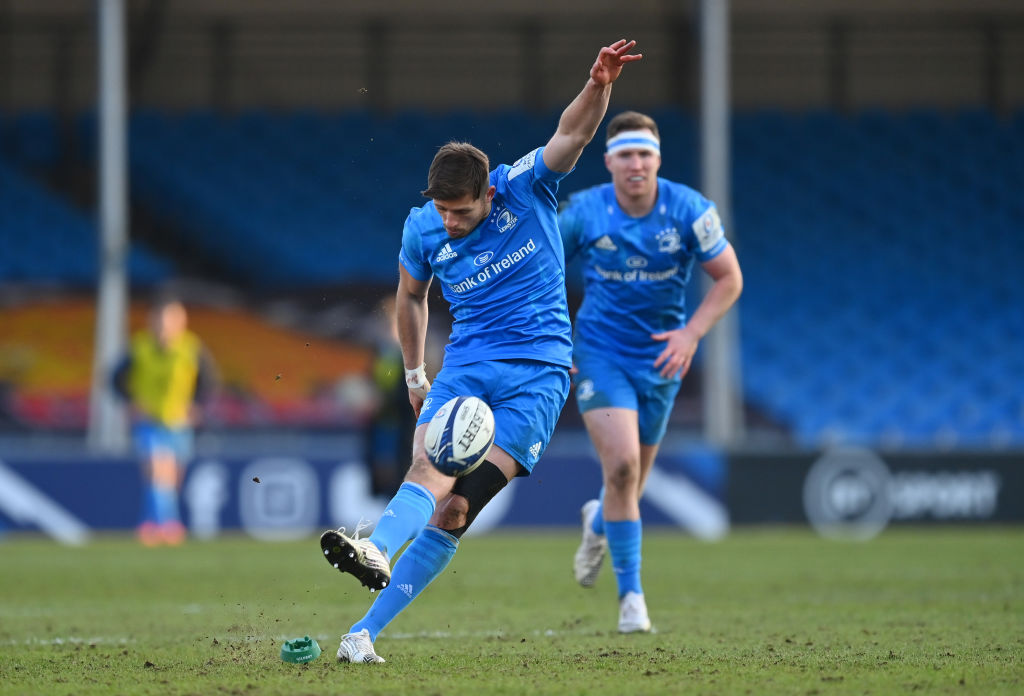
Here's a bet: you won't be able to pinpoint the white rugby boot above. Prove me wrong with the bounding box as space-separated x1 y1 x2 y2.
573 499 607 587
618 591 652 633
336 629 385 663
320 525 391 591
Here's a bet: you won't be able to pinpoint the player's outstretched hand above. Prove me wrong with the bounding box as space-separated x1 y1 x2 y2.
590 39 643 87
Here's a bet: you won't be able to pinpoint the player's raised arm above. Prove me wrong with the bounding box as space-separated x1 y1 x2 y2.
542 40 642 174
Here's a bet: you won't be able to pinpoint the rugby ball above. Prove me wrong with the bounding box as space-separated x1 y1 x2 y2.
424 396 495 477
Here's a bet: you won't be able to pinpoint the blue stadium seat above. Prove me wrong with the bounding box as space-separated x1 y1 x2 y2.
731 108 1023 448
0 156 171 286
105 106 1024 448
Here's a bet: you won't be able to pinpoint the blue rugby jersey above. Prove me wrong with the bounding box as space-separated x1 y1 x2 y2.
559 178 729 361
399 147 573 368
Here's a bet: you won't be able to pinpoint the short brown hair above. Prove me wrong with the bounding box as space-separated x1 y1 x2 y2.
420 142 490 201
605 111 660 142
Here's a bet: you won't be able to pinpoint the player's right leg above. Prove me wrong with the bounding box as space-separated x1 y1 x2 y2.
132 423 161 545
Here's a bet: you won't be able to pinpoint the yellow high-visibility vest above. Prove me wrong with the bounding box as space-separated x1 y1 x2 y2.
127 330 202 427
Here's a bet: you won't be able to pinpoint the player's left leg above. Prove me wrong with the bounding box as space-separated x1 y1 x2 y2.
151 450 185 544
132 423 162 545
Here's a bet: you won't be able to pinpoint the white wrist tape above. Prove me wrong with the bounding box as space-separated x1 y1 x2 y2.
405 364 430 396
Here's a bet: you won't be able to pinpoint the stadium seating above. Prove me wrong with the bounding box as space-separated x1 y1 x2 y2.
733 108 1024 449
123 105 704 288
1 111 63 171
126 107 565 285
0 155 169 287
3 106 1021 448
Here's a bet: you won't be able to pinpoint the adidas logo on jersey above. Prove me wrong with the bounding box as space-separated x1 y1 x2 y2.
595 235 618 251
435 243 458 262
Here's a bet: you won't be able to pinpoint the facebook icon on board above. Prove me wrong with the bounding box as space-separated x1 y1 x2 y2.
0 440 730 543
2 445 1020 544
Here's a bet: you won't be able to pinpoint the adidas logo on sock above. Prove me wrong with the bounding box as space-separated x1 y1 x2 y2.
435 243 458 262
595 235 618 251
398 583 414 598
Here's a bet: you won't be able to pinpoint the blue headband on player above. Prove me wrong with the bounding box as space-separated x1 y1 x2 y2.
606 130 661 156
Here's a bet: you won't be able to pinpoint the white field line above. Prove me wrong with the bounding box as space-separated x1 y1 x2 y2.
218 628 588 643
2 626 624 648
2 636 136 646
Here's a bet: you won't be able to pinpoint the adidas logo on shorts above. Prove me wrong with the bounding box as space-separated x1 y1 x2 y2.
435 243 458 262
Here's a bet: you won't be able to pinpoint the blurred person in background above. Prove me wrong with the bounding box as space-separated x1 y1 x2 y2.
318 39 642 664
113 296 218 546
559 110 743 632
363 295 416 497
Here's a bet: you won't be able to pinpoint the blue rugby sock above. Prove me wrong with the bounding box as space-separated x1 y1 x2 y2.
141 486 160 524
606 519 643 598
368 482 436 558
154 486 179 524
351 525 459 641
590 487 606 535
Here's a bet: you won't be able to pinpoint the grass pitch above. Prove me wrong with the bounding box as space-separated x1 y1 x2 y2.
0 527 1020 695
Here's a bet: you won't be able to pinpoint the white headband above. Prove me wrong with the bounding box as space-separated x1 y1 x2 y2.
606 129 661 156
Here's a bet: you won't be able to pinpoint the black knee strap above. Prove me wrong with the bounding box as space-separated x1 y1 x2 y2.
445 460 508 538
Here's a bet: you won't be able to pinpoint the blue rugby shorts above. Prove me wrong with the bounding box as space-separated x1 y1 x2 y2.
132 421 194 463
417 359 570 474
570 338 682 446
